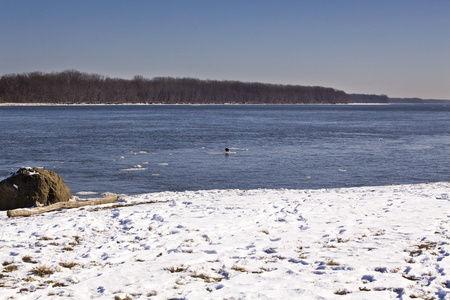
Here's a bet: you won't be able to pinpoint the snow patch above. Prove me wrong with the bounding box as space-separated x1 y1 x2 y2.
0 182 448 299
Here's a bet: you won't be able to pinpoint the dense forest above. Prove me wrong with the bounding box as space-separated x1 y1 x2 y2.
0 70 349 104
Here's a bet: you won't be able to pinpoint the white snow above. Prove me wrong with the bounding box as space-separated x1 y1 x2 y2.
6 167 40 179
0 182 449 299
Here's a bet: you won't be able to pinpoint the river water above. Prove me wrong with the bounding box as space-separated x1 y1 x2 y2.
0 104 448 195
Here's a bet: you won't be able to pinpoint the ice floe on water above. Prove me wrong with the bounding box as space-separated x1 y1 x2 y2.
120 167 148 171
0 182 449 299
75 191 98 196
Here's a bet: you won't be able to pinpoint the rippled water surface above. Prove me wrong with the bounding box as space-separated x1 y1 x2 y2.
0 104 448 195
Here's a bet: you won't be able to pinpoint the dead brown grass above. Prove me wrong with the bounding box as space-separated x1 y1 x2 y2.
189 271 223 283
165 265 187 273
3 265 18 272
30 265 55 277
22 256 38 264
59 262 79 269
326 260 340 266
334 288 351 295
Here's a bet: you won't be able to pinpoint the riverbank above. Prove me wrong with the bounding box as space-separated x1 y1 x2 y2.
1 182 449 299
2 102 447 106
0 102 372 106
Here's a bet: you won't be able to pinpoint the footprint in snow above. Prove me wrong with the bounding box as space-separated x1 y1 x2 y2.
299 225 310 230
361 274 376 282
111 209 120 219
288 258 309 265
152 214 164 222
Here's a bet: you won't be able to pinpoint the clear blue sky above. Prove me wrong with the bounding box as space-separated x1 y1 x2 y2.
1 0 449 99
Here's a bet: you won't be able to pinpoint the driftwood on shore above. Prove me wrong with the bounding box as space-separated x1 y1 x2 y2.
7 195 119 218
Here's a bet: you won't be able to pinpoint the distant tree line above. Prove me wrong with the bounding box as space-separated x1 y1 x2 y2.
0 70 349 104
388 98 450 104
350 94 450 104
349 94 389 104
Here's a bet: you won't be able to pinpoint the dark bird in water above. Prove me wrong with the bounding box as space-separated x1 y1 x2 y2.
225 148 230 152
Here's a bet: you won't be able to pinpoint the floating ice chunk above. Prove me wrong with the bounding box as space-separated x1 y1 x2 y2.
76 191 98 196
338 169 347 172
139 151 147 154
120 164 149 171
158 163 169 166
120 168 148 171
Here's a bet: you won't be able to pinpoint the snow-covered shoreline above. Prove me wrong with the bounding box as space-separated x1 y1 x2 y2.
0 102 392 107
1 182 449 299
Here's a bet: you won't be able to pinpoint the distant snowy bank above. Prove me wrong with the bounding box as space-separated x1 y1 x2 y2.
1 182 449 299
0 102 389 106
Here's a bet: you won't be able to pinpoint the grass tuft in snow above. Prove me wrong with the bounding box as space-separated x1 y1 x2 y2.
402 274 418 281
405 258 416 264
232 265 248 273
165 265 187 273
30 265 55 277
326 259 340 266
59 262 79 269
22 255 38 264
114 296 132 300
372 229 386 236
52 282 68 287
2 260 13 266
337 237 349 243
334 288 351 295
189 271 224 283
73 235 82 244
3 265 18 272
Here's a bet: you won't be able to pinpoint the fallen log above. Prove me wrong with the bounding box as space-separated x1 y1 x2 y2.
7 195 119 218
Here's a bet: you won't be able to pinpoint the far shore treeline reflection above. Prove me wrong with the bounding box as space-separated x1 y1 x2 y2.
0 70 350 104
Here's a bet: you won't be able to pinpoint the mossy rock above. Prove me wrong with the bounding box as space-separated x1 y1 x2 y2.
0 168 72 211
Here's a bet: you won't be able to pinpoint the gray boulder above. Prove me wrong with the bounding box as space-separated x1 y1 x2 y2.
0 168 72 211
